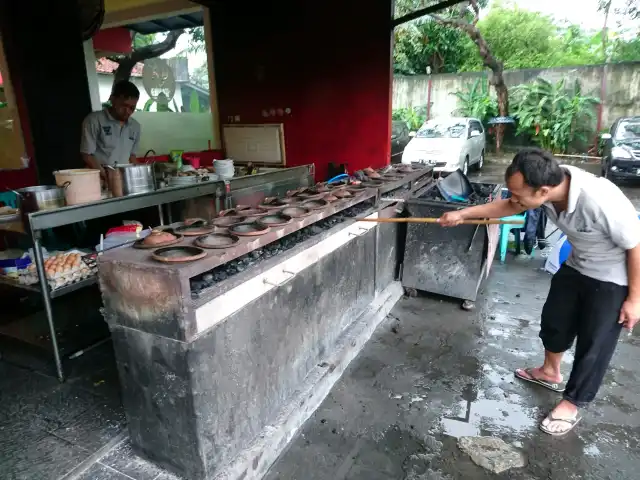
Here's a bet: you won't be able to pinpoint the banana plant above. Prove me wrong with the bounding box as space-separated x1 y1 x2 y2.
451 78 497 125
511 78 599 153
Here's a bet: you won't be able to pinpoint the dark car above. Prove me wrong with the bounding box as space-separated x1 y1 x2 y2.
601 116 640 181
391 120 411 163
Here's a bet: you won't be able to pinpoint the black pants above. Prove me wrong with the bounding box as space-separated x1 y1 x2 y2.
540 265 627 407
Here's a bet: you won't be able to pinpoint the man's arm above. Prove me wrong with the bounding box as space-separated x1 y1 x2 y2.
620 245 640 330
439 199 526 227
81 153 103 172
80 116 105 176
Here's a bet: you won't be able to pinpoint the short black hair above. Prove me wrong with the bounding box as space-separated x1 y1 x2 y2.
505 148 565 189
111 80 140 99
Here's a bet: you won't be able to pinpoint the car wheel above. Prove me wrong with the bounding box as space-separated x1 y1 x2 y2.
475 151 484 171
462 157 469 176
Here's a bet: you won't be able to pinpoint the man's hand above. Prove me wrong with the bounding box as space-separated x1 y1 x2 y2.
619 297 640 331
438 211 465 227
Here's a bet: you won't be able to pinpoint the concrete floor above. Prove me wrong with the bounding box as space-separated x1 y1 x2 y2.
4 160 640 479
264 162 640 479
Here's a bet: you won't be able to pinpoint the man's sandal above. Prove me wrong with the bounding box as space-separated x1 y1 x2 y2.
539 413 582 436
514 368 565 393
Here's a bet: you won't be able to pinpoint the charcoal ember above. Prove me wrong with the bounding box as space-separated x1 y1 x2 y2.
310 226 323 235
219 272 228 280
250 249 262 259
237 264 246 272
203 273 213 283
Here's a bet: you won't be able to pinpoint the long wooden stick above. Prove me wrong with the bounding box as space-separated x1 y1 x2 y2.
355 217 524 225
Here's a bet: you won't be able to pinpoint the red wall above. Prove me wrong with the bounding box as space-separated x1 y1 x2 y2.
209 0 393 182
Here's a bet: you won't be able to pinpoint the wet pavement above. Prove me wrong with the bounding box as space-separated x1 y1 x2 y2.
264 257 640 480
264 162 640 479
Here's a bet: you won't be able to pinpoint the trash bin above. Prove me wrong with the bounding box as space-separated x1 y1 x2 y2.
401 180 502 301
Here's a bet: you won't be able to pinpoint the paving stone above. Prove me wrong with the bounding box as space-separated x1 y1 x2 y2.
99 440 165 480
457 436 527 474
77 462 132 479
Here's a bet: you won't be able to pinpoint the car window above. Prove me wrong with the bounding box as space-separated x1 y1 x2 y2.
615 120 640 142
391 122 404 137
470 121 483 133
416 120 466 139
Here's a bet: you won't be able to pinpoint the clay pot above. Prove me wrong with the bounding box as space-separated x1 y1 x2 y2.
143 229 177 246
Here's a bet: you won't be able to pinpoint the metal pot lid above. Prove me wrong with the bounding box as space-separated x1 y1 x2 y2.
194 233 240 249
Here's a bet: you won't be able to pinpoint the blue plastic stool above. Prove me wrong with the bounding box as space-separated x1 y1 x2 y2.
0 191 18 208
499 213 529 263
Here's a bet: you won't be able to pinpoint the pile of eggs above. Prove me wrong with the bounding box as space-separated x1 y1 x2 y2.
42 253 83 278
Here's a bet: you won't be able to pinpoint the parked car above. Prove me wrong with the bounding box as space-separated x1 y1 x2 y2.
601 116 640 181
401 117 485 175
391 120 411 163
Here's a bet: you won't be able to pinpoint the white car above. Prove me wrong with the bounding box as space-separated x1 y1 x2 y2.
401 117 486 175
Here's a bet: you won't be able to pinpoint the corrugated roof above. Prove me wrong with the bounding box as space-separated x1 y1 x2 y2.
124 11 204 35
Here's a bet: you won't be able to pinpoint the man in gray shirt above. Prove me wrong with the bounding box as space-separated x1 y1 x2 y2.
80 80 141 177
440 148 640 436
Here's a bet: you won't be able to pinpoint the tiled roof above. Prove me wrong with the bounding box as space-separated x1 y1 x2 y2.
96 58 143 77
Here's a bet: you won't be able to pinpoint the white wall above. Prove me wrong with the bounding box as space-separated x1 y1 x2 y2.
132 111 215 155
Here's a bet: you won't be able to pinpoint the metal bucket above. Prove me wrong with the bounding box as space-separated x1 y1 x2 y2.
107 164 155 197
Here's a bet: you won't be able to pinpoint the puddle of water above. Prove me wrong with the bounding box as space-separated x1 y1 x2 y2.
440 388 538 439
583 443 602 457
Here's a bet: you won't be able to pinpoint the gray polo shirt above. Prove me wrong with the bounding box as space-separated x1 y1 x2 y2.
80 109 141 165
542 165 640 286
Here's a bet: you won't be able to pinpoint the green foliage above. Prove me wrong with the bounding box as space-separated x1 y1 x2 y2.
394 1 640 76
392 106 427 131
393 0 484 75
511 78 600 153
451 78 497 124
394 21 477 75
611 36 640 62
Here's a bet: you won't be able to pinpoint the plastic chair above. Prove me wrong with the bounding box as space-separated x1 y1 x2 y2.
499 213 528 263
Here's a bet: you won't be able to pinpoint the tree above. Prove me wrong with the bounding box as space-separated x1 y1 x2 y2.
109 31 184 84
394 20 476 74
426 0 510 151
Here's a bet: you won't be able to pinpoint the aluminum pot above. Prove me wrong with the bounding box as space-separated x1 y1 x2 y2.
106 164 155 197
15 185 66 213
15 185 66 230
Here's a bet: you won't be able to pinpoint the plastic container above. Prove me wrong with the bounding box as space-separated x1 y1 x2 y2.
54 169 101 205
436 169 473 202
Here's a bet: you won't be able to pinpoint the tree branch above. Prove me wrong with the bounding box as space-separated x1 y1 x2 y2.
469 0 480 25
130 30 183 63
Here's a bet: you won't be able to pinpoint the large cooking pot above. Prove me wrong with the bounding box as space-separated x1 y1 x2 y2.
106 164 155 197
54 169 102 205
15 185 66 213
15 185 66 229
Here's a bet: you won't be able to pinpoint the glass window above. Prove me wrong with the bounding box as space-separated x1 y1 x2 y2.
614 121 640 141
416 119 467 139
93 13 215 156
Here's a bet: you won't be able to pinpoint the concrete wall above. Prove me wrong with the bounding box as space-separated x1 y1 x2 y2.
393 62 640 130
